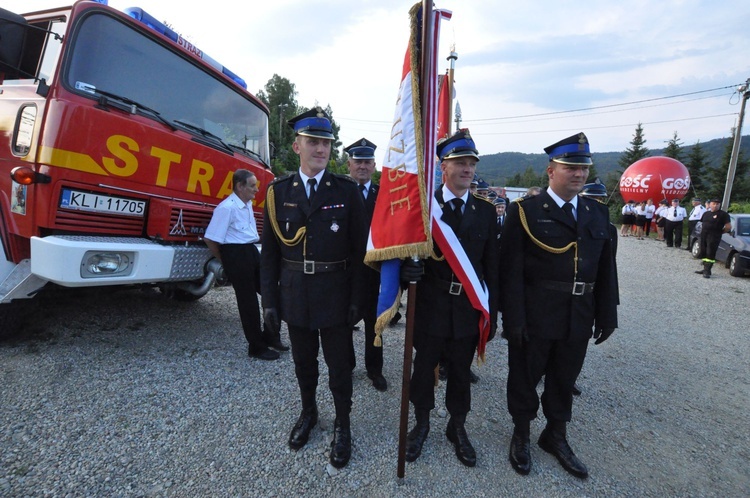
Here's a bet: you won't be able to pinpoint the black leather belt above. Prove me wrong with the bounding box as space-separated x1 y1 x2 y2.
532 279 595 296
424 273 465 295
282 259 347 274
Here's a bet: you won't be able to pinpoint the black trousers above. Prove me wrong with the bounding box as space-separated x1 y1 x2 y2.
410 333 477 418
507 336 589 424
288 324 353 421
350 299 383 376
699 232 722 261
219 243 262 349
664 220 683 247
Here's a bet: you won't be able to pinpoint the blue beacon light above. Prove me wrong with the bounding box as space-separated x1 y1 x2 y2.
123 7 247 89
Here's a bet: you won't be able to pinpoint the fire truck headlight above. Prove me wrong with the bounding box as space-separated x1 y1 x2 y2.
81 252 134 278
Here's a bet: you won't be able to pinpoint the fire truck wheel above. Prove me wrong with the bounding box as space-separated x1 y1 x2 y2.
0 301 31 339
157 285 205 302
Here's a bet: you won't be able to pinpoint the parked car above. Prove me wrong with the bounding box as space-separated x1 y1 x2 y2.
690 213 750 277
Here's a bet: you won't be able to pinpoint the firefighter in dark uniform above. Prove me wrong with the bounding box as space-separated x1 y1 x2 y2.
344 138 388 392
401 129 499 468
500 132 618 479
695 198 731 278
260 107 368 469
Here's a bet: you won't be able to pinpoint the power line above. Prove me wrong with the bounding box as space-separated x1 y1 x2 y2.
466 92 735 126
466 84 743 122
471 113 737 136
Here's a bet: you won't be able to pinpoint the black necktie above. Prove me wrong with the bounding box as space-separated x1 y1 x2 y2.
562 202 576 223
307 178 317 204
359 184 367 199
451 198 464 219
673 207 677 217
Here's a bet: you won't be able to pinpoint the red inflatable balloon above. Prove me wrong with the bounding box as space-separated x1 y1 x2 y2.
619 157 690 203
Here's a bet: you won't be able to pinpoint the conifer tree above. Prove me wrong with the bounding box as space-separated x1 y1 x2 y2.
618 123 650 173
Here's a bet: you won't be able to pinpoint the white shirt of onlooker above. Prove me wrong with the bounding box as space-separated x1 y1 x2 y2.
663 203 687 222
645 203 656 220
204 192 259 244
688 203 707 221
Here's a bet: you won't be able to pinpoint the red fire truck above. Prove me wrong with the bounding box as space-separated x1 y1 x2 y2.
0 1 274 332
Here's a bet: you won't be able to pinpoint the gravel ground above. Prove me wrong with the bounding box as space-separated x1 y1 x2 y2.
1 234 749 497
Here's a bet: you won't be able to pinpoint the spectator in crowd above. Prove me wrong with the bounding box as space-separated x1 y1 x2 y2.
204 169 283 361
634 201 647 240
654 199 669 241
620 200 636 237
663 198 687 248
643 198 656 238
694 198 731 278
686 197 706 252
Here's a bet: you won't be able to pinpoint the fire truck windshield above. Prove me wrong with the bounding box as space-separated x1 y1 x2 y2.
64 11 269 165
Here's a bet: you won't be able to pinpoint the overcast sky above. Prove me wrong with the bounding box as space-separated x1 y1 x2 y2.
7 0 750 159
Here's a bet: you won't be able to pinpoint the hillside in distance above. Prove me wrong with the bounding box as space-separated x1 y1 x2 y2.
478 135 750 186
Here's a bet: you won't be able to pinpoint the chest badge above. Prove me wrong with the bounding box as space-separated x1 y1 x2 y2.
331 220 340 232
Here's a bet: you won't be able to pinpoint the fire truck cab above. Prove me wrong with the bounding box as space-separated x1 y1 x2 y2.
0 1 273 331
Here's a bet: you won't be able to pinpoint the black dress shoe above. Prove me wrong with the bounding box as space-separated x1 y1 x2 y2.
509 427 531 475
445 418 476 467
368 373 388 392
572 383 582 396
438 365 447 381
288 407 318 450
265 339 290 352
262 332 290 352
538 427 588 478
248 346 280 361
405 422 430 462
469 369 480 384
329 419 351 468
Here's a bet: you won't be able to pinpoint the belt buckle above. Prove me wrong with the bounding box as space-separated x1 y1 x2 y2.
303 260 315 274
449 281 463 295
572 281 585 296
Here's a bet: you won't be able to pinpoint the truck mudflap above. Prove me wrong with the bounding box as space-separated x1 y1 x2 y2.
30 235 213 287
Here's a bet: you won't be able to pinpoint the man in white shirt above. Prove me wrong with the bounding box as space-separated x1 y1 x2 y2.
686 197 706 251
205 169 282 361
663 198 688 248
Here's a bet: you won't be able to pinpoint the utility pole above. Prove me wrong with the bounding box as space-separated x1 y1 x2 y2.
722 78 749 208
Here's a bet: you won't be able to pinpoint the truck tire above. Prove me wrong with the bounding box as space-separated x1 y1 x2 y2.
157 284 205 302
0 301 30 339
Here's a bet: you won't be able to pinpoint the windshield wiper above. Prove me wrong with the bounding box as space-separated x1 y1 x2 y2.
225 143 269 167
76 83 176 131
173 119 233 154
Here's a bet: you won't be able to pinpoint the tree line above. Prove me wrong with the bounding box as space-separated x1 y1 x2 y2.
258 75 747 210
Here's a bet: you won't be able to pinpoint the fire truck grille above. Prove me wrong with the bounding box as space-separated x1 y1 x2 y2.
166 207 212 240
54 209 144 235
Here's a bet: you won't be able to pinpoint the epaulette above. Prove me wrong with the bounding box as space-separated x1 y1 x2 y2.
269 173 295 186
511 196 526 203
472 192 494 205
332 173 358 184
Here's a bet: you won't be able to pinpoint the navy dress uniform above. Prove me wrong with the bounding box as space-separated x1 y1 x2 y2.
260 108 368 469
344 138 387 391
403 130 499 468
500 133 618 478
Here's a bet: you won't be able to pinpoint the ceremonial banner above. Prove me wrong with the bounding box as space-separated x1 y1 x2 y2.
365 4 452 345
436 73 452 141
